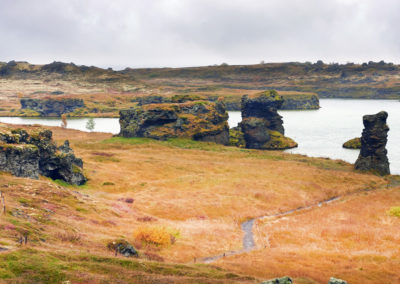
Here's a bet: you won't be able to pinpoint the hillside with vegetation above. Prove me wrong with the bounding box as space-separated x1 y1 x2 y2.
1 60 399 118
0 123 399 283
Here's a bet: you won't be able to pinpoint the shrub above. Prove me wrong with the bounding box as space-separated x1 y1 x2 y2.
388 206 400 217
133 226 171 246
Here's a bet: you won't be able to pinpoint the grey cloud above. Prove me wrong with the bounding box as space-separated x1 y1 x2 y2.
0 0 399 68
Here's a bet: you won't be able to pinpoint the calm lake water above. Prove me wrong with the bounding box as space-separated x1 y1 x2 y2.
230 99 400 175
1 99 399 174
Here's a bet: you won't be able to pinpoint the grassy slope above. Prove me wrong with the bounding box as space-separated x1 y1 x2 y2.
1 124 398 283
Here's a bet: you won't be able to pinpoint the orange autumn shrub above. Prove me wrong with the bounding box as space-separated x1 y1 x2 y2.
133 226 171 246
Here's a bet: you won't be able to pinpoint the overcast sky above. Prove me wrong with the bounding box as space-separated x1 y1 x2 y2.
0 0 399 69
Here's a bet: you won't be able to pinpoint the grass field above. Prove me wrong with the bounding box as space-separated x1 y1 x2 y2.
0 124 398 282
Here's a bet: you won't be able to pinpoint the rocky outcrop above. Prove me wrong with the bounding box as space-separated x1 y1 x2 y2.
240 91 297 150
354 111 390 175
20 98 85 117
0 126 86 185
343 137 361 149
280 93 320 110
0 144 39 179
261 276 293 284
132 93 320 111
328 277 347 284
119 100 229 145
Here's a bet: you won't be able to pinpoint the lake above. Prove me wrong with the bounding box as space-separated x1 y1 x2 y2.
230 99 400 175
1 99 399 174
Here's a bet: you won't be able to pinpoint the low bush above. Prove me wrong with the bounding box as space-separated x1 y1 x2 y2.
133 226 171 247
388 206 400 217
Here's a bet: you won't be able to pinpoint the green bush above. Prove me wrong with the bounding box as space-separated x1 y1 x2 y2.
388 207 400 217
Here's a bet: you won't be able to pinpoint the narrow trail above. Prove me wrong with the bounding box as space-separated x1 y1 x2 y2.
199 196 340 263
198 180 398 263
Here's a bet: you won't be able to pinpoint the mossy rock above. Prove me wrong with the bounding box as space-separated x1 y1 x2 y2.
229 126 245 148
119 100 229 145
262 130 298 150
343 137 361 149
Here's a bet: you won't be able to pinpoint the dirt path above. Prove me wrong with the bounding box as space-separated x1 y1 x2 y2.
198 178 398 263
199 196 340 263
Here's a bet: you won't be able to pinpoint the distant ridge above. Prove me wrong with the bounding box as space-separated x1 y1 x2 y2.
1 60 399 99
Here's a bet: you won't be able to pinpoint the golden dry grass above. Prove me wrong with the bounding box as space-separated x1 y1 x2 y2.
0 124 397 283
217 187 400 283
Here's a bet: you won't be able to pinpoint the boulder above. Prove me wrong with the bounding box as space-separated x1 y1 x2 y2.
119 100 229 145
343 137 361 149
354 111 390 175
328 277 347 284
107 240 138 257
0 126 86 185
261 276 293 284
20 98 85 117
240 91 297 150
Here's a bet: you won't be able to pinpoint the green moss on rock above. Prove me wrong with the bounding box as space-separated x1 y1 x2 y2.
229 126 245 147
343 137 361 149
119 100 229 145
263 130 298 150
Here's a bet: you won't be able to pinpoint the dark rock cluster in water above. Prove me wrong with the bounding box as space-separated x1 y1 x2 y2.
0 126 86 185
20 98 85 117
233 91 297 150
354 111 390 175
119 99 229 145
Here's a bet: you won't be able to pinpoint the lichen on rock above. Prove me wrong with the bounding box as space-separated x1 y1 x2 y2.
119 99 230 145
0 125 86 185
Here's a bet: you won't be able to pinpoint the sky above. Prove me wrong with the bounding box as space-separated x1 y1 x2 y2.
0 0 399 69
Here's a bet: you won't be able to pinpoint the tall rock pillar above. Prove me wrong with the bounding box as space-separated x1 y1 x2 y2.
354 111 390 175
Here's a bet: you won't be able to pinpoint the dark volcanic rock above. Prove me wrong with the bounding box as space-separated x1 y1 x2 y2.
20 98 85 117
354 111 390 175
0 144 39 179
280 93 320 110
241 91 284 134
328 277 347 284
240 91 297 150
261 276 293 284
0 126 86 184
107 240 138 257
119 100 229 145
